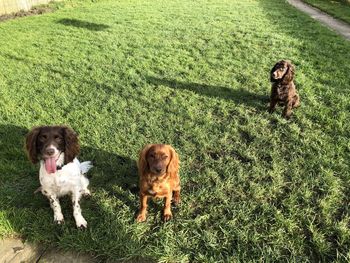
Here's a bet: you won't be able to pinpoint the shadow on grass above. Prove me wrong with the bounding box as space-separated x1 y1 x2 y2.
80 146 139 212
0 124 138 204
57 18 110 31
257 2 350 261
0 124 149 260
146 76 269 108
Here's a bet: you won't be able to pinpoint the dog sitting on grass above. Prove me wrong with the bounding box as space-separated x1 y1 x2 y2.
136 144 180 222
25 125 92 228
269 60 300 118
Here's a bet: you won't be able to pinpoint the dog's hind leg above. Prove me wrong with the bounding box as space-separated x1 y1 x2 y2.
80 176 91 197
269 98 277 113
292 94 300 108
283 100 293 119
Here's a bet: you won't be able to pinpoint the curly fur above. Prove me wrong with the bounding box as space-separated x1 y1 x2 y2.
269 60 300 118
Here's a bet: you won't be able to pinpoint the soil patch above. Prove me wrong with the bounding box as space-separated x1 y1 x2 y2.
0 5 55 22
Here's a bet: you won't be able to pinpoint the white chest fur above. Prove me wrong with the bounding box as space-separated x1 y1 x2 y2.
39 158 90 197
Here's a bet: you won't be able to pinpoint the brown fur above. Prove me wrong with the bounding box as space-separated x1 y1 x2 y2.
269 60 300 118
136 144 180 222
25 125 80 164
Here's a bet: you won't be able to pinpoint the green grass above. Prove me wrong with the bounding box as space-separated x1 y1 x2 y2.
0 0 350 261
302 0 350 24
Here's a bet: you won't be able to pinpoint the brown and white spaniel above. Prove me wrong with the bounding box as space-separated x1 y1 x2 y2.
25 125 92 228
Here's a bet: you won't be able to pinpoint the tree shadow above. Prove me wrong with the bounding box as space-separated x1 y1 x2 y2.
57 18 110 31
146 76 269 108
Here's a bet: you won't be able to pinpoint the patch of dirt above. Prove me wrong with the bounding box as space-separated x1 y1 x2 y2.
0 6 54 22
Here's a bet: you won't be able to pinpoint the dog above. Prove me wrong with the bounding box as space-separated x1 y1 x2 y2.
136 144 180 222
269 60 300 118
25 125 92 228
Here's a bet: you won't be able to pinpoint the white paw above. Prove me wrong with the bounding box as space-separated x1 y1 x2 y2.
54 213 64 224
83 189 91 197
75 216 88 229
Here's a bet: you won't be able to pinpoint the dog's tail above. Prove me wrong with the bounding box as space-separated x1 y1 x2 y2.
80 161 93 174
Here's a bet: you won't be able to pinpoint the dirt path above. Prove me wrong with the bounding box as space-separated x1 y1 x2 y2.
287 0 350 40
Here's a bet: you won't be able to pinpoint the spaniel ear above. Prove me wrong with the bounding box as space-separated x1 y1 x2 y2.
62 126 80 164
25 127 41 164
167 145 179 174
284 61 295 82
138 144 153 176
270 62 279 82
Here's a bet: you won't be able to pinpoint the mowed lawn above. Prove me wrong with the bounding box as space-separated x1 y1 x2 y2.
0 0 350 261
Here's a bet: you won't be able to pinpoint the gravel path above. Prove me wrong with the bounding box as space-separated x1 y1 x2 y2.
287 0 350 40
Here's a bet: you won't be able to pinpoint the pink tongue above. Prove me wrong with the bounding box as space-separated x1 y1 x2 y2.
45 157 57 174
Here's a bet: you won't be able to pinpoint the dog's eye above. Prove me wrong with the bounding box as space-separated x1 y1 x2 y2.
149 154 155 158
39 135 47 140
54 135 61 140
279 68 284 71
162 155 168 160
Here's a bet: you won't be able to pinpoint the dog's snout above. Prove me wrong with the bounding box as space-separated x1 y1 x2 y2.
46 148 55 156
155 167 163 173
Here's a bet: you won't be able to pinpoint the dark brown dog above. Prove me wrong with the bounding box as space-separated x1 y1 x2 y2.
136 144 180 222
269 60 300 118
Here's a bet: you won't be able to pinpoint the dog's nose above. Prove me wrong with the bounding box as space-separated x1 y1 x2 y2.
155 167 162 173
46 148 55 156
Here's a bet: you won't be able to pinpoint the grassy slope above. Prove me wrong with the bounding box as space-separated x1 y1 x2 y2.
0 0 349 261
302 0 350 24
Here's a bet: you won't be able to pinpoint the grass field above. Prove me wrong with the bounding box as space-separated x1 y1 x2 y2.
0 0 350 261
302 0 350 24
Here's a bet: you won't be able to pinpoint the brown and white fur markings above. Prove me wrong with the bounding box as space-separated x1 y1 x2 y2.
26 126 92 228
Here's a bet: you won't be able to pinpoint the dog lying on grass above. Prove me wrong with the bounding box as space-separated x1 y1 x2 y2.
25 125 92 228
269 60 300 118
136 144 181 222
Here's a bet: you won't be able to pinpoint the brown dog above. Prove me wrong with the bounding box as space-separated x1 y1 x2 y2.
136 144 180 222
269 60 300 118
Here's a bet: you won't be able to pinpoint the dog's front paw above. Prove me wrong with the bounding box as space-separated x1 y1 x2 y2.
54 219 64 225
136 212 147 222
82 189 91 198
173 197 180 207
283 113 292 120
54 214 64 225
75 217 88 229
163 212 172 222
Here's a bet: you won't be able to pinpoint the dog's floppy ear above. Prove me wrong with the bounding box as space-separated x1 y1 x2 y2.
167 145 179 174
270 62 279 82
62 126 80 164
138 144 153 176
25 127 41 164
284 61 295 82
